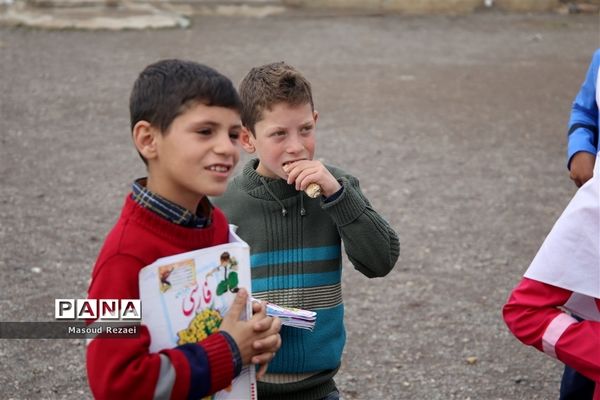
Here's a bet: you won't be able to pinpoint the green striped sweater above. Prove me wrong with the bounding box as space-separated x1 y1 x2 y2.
213 159 399 400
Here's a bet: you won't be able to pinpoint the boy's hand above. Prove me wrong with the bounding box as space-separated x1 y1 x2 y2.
219 289 281 378
250 300 282 378
283 160 341 197
570 151 595 187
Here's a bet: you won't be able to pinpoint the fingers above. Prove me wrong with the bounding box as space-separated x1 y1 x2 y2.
294 168 321 191
582 173 593 185
284 162 304 186
252 350 276 365
249 301 269 330
269 316 282 334
255 360 270 379
284 160 323 190
252 315 275 332
570 152 595 188
251 300 266 315
257 315 282 335
252 347 278 379
253 329 281 352
570 174 591 188
293 169 320 191
223 288 247 322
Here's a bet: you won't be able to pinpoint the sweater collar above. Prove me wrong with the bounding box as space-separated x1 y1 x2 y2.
131 177 212 228
122 195 225 248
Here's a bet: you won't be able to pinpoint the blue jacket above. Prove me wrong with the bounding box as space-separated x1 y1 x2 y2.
568 49 600 167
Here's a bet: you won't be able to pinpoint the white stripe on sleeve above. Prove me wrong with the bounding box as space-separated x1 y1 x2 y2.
542 313 578 358
153 354 176 400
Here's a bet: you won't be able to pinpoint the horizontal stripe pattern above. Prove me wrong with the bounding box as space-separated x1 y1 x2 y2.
254 283 342 310
260 372 319 384
542 313 577 358
252 259 340 279
267 305 345 373
250 245 341 268
252 270 341 292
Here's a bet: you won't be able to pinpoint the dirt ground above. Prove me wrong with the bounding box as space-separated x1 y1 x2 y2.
0 9 598 400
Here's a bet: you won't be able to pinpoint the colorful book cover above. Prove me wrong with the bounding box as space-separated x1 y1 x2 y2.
139 227 256 400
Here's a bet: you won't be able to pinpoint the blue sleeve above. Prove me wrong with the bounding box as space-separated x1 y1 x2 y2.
567 49 600 168
176 343 212 400
220 330 242 377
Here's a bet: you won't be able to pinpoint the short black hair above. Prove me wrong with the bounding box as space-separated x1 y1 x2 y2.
130 59 242 134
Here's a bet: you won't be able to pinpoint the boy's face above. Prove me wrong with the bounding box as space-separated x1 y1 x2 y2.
242 102 317 180
145 102 241 211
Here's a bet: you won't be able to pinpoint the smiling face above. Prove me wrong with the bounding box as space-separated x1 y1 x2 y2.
242 102 318 179
139 102 241 211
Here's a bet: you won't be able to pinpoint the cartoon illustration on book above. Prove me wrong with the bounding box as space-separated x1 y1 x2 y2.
214 252 239 295
158 265 175 293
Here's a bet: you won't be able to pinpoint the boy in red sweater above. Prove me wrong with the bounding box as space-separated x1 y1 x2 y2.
86 59 281 400
503 153 600 399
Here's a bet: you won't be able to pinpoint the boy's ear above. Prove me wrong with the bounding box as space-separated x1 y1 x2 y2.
132 120 159 160
313 110 319 124
239 126 256 154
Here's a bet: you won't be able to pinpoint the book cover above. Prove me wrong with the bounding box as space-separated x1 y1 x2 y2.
139 227 256 400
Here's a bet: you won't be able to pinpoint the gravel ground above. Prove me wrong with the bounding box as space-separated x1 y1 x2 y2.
0 10 598 399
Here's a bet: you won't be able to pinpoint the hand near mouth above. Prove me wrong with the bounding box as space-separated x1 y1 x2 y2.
282 160 341 198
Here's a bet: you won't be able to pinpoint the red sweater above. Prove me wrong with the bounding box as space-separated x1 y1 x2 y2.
86 195 231 400
503 277 600 400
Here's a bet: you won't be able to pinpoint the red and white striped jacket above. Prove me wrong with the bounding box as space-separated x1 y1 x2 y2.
503 277 600 400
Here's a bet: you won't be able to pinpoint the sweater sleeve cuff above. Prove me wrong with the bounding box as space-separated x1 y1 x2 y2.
220 330 243 378
321 176 367 226
201 332 235 393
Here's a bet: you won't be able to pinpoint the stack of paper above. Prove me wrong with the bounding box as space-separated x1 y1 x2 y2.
252 298 317 331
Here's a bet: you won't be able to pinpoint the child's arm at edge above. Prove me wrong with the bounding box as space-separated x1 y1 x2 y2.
502 277 600 383
567 49 600 186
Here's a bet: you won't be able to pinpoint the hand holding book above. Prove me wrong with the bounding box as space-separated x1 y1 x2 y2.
139 227 260 399
221 289 282 379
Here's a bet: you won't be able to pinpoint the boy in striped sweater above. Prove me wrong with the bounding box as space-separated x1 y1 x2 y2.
214 62 400 400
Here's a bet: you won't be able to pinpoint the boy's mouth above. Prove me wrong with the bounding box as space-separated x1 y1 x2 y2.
282 159 306 169
206 164 231 173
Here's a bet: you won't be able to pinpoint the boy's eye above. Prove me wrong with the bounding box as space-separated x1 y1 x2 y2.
229 131 240 141
301 125 313 133
197 128 212 136
273 131 286 137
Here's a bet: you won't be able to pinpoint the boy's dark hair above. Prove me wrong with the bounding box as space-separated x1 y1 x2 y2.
130 59 242 161
239 62 314 135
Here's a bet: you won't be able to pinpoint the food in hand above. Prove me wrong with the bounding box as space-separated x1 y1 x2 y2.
305 183 322 198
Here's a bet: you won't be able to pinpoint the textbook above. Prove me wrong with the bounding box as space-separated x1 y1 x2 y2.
139 227 256 400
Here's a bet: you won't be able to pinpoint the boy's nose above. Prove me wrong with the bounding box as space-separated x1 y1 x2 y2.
214 133 239 156
285 135 304 154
